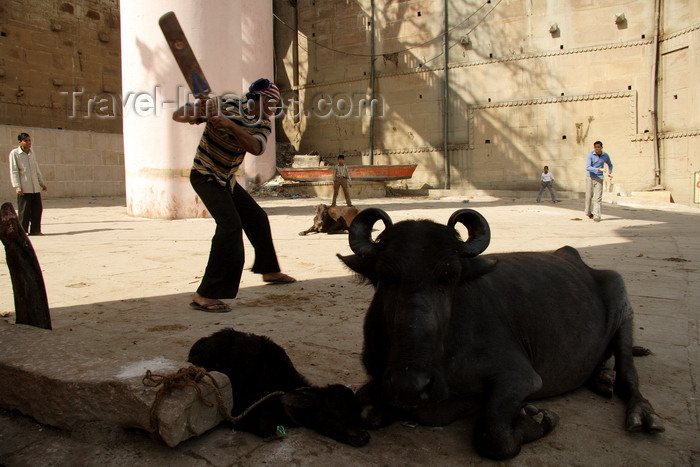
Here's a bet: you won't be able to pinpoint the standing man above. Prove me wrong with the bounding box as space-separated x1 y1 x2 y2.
331 155 352 207
584 140 613 222
536 165 557 203
9 132 48 235
173 78 296 313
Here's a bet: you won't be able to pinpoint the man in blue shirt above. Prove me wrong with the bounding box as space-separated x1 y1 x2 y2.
584 140 613 222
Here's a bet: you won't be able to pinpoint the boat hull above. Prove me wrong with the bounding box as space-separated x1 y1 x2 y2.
277 165 417 182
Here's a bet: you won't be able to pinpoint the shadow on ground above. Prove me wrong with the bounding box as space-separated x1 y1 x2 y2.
0 195 698 466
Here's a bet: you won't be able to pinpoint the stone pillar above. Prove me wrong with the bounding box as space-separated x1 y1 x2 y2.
239 0 277 189
120 0 275 219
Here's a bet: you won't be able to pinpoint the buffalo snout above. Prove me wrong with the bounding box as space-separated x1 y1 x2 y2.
386 370 442 407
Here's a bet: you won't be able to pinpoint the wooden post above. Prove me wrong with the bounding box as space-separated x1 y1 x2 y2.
0 202 51 329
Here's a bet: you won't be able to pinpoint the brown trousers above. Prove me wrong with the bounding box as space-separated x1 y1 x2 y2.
332 177 352 206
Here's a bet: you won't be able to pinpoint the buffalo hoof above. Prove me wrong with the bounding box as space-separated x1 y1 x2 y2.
344 428 371 447
632 345 653 356
587 367 616 398
626 407 665 433
540 408 560 435
522 404 559 435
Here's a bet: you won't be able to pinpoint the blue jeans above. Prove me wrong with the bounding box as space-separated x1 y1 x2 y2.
536 181 556 202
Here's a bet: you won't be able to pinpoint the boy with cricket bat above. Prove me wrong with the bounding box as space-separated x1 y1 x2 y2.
173 78 296 312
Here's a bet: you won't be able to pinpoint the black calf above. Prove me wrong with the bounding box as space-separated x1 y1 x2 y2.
188 328 369 447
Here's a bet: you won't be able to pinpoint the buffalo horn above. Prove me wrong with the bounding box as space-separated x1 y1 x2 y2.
348 208 393 258
447 209 491 257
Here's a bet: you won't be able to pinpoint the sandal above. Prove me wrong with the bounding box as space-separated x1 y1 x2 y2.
263 274 297 284
189 300 232 313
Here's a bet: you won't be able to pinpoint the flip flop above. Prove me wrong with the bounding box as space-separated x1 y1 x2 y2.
263 274 297 284
189 301 232 313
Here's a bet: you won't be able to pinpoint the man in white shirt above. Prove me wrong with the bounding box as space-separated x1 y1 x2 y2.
9 132 47 235
536 165 557 203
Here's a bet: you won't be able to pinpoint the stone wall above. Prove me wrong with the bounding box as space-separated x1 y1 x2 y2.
1 1 698 205
1 125 124 202
0 0 124 203
273 0 700 205
0 0 122 133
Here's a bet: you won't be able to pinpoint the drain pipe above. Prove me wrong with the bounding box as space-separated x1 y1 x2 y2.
442 0 451 189
651 0 662 187
292 1 300 125
369 0 376 165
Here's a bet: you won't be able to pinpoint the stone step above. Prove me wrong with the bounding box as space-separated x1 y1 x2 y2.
281 180 387 199
0 321 232 447
428 188 584 200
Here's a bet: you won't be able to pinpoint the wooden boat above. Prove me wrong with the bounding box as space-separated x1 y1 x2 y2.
277 164 417 182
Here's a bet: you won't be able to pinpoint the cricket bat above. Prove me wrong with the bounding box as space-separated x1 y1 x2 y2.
159 11 212 99
159 11 258 128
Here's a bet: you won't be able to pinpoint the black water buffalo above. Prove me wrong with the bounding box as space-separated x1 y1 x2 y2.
338 208 664 460
188 328 369 447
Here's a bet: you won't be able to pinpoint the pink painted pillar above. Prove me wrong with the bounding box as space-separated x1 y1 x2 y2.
239 0 277 189
120 0 275 219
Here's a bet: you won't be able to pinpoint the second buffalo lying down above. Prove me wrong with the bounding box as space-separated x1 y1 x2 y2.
188 328 369 447
338 208 664 460
299 204 360 236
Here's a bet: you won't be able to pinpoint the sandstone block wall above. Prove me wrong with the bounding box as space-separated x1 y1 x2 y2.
0 0 124 202
0 1 698 205
273 0 700 205
1 125 124 201
0 0 122 133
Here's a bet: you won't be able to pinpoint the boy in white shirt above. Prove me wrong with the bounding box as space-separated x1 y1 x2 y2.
536 165 557 203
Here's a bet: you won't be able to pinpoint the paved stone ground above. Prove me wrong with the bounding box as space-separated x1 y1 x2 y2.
0 194 698 466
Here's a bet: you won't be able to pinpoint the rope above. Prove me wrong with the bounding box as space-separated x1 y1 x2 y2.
142 366 286 439
228 390 285 424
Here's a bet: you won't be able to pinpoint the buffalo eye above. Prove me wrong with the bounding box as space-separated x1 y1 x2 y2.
435 261 460 285
377 269 401 286
376 259 402 285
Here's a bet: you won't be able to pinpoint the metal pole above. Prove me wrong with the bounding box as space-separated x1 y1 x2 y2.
651 0 662 187
369 0 376 165
443 0 450 189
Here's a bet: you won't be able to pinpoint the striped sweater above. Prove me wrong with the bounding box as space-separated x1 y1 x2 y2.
192 98 271 188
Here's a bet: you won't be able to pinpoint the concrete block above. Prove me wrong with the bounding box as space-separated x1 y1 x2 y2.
0 321 232 447
631 190 673 202
292 155 321 168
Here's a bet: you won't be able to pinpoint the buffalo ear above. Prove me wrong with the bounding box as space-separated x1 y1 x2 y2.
461 256 498 280
337 254 378 285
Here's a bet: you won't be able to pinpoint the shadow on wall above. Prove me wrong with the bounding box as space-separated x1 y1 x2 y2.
273 0 569 189
272 0 661 197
